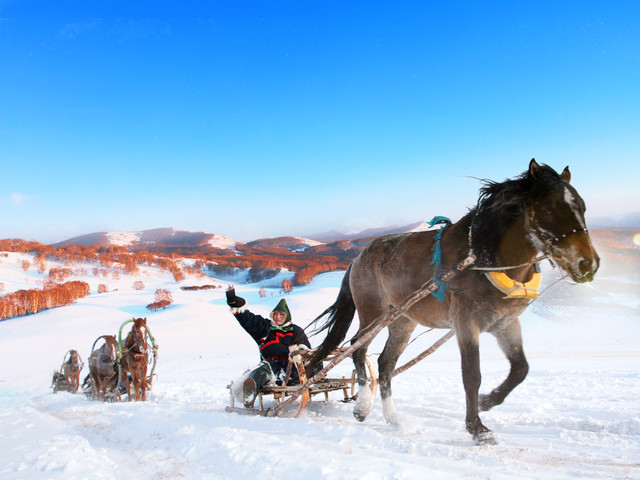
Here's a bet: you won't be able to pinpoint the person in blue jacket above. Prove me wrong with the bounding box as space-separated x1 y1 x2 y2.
226 286 311 408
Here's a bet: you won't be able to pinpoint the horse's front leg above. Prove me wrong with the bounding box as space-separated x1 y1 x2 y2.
140 365 147 401
480 318 529 411
135 376 142 401
90 373 101 400
124 372 134 401
456 325 495 445
132 370 142 401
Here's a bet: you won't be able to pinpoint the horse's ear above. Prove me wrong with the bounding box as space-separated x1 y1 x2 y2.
561 166 571 183
529 158 541 180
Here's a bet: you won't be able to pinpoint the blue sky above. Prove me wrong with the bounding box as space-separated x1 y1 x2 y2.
1 1 638 243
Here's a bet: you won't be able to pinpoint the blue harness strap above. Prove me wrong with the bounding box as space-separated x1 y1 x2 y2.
427 216 452 302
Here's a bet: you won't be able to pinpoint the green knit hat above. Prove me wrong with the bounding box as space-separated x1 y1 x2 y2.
269 298 292 327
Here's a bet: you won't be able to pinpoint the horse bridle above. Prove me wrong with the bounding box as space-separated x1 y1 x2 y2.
544 227 589 245
467 211 588 273
125 331 148 355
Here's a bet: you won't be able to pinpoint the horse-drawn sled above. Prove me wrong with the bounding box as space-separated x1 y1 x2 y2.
225 300 458 418
83 318 158 402
223 259 463 418
226 346 378 417
226 161 600 445
51 349 84 393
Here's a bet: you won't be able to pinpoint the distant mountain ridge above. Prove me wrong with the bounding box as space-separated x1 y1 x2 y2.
589 212 640 229
52 227 237 250
50 224 429 252
306 221 427 242
245 236 323 251
11 223 640 288
49 211 640 253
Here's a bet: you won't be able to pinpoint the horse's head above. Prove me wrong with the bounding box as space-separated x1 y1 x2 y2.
128 318 149 353
68 349 80 368
90 335 118 374
103 335 118 360
525 159 600 283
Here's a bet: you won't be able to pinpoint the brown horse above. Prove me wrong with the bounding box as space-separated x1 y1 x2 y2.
308 160 600 444
62 349 83 393
120 317 149 401
88 335 119 401
52 349 84 393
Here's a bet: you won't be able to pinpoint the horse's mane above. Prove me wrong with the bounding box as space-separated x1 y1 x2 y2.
466 163 565 266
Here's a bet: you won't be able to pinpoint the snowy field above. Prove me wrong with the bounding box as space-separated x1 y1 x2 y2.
0 249 639 479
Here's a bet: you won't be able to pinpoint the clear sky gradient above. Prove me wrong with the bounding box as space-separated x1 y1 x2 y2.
2 1 638 243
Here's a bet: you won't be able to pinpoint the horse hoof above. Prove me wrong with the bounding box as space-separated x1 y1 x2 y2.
478 394 494 412
353 411 367 422
474 430 497 446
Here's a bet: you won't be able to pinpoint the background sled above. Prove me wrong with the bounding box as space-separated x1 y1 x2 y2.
51 349 84 393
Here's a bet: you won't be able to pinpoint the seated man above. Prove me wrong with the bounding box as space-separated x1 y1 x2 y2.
226 286 312 408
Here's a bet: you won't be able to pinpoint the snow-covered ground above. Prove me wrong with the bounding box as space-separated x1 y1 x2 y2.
0 250 638 479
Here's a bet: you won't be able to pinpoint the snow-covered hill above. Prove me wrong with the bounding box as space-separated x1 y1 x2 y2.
52 227 239 251
0 241 639 479
245 236 324 252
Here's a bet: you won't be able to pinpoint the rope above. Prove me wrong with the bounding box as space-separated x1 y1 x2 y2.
365 327 436 359
405 327 435 349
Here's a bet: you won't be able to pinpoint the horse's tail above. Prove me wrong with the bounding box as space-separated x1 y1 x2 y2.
307 265 356 371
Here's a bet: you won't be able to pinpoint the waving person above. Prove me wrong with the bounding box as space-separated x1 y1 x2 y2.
226 286 312 408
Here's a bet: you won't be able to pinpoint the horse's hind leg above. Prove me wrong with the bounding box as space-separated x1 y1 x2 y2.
480 318 529 411
352 340 375 421
378 316 416 426
351 285 392 422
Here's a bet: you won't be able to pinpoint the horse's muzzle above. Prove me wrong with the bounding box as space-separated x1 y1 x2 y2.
568 253 600 283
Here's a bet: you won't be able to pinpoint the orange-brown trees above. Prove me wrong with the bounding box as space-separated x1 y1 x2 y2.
0 281 90 321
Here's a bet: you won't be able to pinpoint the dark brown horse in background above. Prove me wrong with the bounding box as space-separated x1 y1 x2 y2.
88 335 119 401
120 317 149 401
308 160 600 444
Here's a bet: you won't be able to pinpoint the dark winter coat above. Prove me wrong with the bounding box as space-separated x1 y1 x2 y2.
233 309 311 383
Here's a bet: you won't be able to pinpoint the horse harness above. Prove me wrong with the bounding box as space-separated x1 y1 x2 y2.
122 336 148 361
540 227 590 250
427 216 542 301
64 353 84 372
66 360 83 372
484 266 542 299
428 217 589 301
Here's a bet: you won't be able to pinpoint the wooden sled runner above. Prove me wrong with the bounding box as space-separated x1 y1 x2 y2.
226 347 378 418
